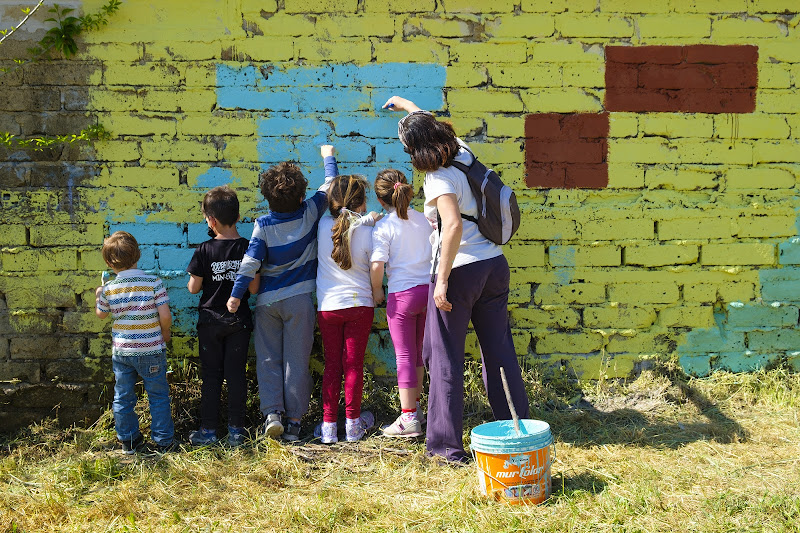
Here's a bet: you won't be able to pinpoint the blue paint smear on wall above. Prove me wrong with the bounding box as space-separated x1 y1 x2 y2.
200 62 447 212
678 207 800 376
174 63 446 356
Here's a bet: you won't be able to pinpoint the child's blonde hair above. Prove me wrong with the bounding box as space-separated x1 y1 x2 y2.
102 231 141 271
374 169 413 220
327 174 369 270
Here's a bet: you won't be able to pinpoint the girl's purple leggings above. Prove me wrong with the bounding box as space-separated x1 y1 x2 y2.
387 283 428 388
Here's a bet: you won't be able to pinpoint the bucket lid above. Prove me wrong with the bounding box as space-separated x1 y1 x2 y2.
470 419 552 454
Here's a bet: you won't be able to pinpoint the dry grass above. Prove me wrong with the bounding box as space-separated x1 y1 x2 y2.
1 364 799 532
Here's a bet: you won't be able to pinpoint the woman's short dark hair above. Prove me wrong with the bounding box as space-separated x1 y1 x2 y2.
399 113 460 173
259 162 308 213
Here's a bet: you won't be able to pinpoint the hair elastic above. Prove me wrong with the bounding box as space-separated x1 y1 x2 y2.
393 182 401 190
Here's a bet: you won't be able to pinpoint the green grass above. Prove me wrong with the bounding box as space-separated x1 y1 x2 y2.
1 364 799 532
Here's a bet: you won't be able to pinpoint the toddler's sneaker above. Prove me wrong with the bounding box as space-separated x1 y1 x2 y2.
345 411 375 442
264 412 284 438
381 413 422 438
282 421 301 442
227 426 247 447
120 434 144 455
189 428 218 446
313 421 338 444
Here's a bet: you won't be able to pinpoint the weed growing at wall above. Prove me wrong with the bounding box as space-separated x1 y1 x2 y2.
0 0 120 150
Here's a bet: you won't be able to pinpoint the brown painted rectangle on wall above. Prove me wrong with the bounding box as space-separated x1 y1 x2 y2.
525 113 609 189
605 45 757 113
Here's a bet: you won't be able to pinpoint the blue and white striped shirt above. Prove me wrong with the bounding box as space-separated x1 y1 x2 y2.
231 157 338 306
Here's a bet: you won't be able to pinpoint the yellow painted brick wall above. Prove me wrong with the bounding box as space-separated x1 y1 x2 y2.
2 0 800 428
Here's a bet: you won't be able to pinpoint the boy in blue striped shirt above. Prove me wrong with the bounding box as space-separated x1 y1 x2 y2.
227 146 338 441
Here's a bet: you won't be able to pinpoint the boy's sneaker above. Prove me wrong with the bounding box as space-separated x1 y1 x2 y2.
227 426 247 447
120 434 144 455
264 413 284 439
282 421 301 442
189 428 218 446
345 411 375 442
313 421 338 444
381 414 423 438
155 440 180 453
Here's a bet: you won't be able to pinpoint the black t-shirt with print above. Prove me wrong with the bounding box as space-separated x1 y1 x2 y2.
187 237 253 327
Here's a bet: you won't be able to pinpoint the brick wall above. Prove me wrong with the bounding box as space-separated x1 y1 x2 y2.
1 0 799 429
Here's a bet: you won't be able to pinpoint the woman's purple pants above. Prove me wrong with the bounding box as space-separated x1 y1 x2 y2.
423 254 530 463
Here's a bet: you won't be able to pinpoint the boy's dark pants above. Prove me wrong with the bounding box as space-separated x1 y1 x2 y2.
198 321 251 429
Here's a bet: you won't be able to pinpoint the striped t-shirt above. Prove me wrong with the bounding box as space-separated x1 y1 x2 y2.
231 156 338 306
96 269 170 357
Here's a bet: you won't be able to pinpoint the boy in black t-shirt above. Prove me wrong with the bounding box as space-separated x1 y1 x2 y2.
187 186 259 446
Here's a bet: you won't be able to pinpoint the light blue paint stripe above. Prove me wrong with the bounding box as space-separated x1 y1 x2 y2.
256 139 297 162
110 223 185 245
192 167 238 189
187 223 254 245
333 114 403 138
137 246 158 270
779 239 800 265
294 139 372 163
375 142 409 163
258 117 334 138
158 247 196 271
371 87 445 111
218 88 295 111
296 90 372 113
217 64 261 87
356 63 446 88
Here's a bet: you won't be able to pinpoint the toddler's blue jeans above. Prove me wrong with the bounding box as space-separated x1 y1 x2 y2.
112 350 175 446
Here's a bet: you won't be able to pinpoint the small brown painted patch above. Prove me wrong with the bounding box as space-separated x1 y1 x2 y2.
524 113 609 189
605 45 758 113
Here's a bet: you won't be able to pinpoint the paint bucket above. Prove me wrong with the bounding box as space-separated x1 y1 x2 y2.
470 419 554 505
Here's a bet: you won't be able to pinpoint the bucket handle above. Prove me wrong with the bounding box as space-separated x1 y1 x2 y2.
472 443 556 490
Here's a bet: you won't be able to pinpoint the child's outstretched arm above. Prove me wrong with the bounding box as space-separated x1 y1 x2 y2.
320 144 338 192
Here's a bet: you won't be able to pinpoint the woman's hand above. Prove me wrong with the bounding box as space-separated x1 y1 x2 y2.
321 145 335 158
227 296 241 313
382 96 421 113
434 277 451 312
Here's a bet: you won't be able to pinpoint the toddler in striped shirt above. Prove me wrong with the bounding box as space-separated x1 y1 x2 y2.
95 231 176 454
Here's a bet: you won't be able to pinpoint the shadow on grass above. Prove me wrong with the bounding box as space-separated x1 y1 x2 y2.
534 379 748 449
550 471 609 497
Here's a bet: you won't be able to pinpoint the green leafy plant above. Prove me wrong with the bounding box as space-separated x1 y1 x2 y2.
0 1 121 151
28 0 122 59
0 124 110 151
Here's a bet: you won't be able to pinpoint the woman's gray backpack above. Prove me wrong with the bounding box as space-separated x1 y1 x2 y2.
450 148 521 245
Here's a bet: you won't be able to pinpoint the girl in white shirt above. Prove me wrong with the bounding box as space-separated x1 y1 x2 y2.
370 169 433 437
314 173 376 443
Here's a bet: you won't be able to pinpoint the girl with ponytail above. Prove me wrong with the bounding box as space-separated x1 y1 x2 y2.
370 169 433 438
315 165 382 444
